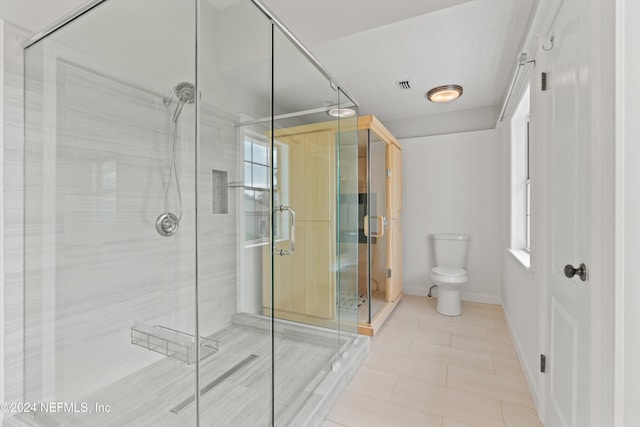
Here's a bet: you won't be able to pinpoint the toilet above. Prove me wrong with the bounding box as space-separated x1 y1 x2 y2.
430 233 469 316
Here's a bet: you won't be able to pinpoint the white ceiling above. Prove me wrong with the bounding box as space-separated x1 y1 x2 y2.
261 0 538 138
1 0 538 138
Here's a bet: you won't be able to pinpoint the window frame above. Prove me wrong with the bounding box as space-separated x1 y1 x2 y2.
509 84 532 266
243 133 273 246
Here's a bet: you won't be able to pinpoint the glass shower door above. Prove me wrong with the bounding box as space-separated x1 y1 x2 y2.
23 1 199 426
367 132 389 322
196 1 273 426
270 26 359 426
357 129 388 324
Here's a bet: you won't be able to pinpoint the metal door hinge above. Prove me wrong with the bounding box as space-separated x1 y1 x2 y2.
541 72 548 91
386 269 392 278
386 168 391 179
540 354 546 373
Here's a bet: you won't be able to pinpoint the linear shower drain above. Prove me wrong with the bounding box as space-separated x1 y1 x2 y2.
170 354 259 414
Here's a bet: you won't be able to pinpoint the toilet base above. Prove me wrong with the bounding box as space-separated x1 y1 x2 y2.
436 287 462 316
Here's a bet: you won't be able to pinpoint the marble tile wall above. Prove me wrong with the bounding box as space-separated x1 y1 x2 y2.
2 20 30 408
19 42 237 402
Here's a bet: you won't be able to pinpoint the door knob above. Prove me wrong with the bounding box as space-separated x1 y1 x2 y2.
563 263 587 281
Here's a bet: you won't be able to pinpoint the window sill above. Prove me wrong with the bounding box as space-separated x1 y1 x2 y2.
508 249 533 272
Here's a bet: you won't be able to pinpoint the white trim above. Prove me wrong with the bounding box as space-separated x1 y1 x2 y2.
588 0 617 424
508 248 532 271
509 87 531 253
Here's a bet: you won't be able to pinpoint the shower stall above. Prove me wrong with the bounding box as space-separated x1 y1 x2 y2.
15 0 362 426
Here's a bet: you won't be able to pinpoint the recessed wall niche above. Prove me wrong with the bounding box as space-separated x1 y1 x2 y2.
211 169 228 214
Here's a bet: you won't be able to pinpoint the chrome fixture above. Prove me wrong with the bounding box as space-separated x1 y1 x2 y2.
157 82 195 237
156 212 179 237
273 205 296 256
427 84 463 103
163 82 195 106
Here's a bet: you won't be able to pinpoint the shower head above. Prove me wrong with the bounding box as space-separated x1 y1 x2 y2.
175 82 195 104
163 82 195 106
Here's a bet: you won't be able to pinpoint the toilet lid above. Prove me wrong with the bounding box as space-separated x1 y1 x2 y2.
432 266 466 278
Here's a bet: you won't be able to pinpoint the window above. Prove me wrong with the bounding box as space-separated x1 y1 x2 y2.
510 85 531 264
244 136 272 244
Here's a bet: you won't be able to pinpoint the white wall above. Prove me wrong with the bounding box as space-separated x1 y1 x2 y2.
499 114 540 406
401 129 502 304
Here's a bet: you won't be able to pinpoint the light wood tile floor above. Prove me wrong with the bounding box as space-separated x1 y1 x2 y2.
324 295 543 427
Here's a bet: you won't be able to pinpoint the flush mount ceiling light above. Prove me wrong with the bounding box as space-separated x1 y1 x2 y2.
327 106 356 118
427 84 463 103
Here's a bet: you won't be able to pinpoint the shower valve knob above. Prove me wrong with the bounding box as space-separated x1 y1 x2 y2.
156 213 179 237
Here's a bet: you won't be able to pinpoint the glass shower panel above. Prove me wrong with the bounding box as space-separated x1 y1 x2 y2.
23 1 198 426
196 1 273 426
337 89 359 336
271 26 353 426
367 131 389 321
356 129 388 324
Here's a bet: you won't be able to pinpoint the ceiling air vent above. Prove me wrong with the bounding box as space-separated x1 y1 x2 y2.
396 80 411 90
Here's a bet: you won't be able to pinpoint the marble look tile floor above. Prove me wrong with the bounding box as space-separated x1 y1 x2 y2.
324 295 543 427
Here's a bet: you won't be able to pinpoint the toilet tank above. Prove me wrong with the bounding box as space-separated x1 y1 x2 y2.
431 234 469 268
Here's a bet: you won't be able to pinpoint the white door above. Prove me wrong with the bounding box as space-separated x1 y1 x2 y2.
544 0 592 425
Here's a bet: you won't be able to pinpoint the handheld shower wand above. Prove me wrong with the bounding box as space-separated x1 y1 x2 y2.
156 82 195 237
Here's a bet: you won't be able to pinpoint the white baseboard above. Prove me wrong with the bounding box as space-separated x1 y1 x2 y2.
403 286 502 305
502 305 540 409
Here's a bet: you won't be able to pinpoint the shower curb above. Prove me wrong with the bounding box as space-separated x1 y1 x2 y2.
285 334 370 427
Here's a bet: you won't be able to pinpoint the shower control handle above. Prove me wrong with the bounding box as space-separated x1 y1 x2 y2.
274 206 295 256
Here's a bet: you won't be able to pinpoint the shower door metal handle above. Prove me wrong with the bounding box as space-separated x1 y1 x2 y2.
274 205 295 256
